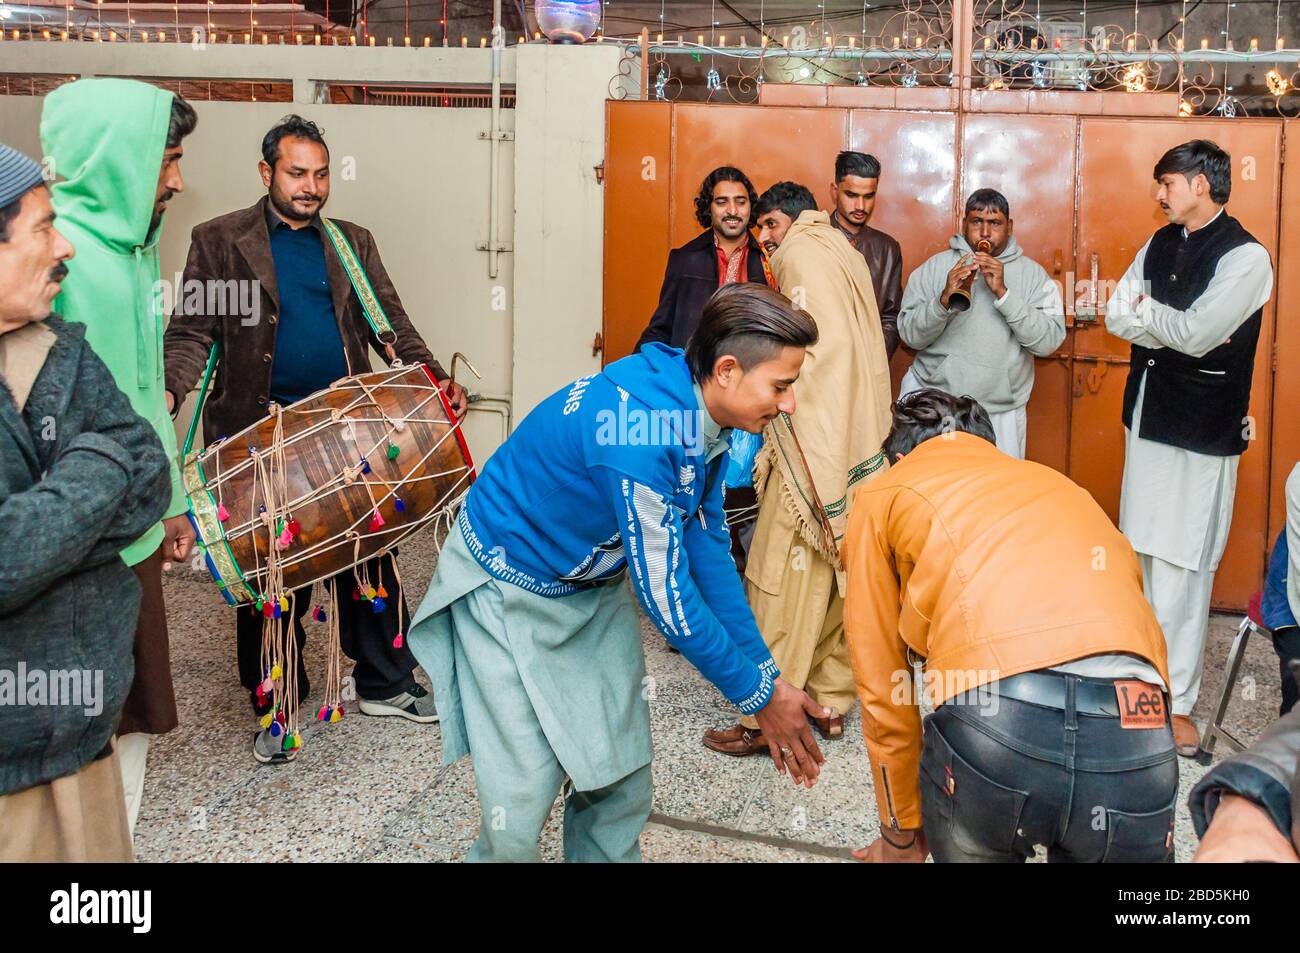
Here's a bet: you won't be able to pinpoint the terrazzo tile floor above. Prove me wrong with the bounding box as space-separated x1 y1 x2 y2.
135 529 1285 863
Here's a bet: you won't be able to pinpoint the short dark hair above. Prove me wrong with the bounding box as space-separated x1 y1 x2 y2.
882 388 996 458
835 150 881 182
262 114 329 169
965 188 1010 219
694 166 759 230
756 181 817 222
1154 139 1231 205
166 94 198 149
685 283 818 382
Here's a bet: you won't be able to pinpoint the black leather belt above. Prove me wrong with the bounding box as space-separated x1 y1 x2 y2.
980 670 1162 718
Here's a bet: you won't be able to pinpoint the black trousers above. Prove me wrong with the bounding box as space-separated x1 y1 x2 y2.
920 671 1178 863
236 552 418 703
1274 625 1300 716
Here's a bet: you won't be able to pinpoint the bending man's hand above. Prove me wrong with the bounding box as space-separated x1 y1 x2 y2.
853 829 929 863
752 677 826 788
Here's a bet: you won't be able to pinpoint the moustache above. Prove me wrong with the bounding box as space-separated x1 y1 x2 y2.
49 262 70 283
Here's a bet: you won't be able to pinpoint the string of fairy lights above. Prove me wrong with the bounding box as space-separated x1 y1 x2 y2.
0 1 1296 116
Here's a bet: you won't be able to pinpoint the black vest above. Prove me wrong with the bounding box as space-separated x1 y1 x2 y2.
1122 212 1265 456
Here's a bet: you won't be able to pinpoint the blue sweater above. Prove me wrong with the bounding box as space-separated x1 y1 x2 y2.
461 344 779 715
267 218 349 403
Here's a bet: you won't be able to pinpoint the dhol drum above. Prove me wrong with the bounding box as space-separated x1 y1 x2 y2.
183 363 475 608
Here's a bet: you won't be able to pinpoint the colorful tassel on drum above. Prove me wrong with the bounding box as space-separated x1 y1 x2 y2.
269 720 283 738
387 442 400 461
377 585 388 599
330 706 343 723
288 518 301 536
260 713 273 729
312 605 326 622
371 597 386 614
394 495 405 513
369 510 385 531
393 632 404 649
217 503 230 522
263 600 274 619
275 526 293 550
271 664 282 680
360 459 372 475
351 586 361 601
317 705 330 722
366 586 377 601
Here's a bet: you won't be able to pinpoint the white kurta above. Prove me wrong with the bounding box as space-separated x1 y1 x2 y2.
899 366 1027 459
1106 210 1274 714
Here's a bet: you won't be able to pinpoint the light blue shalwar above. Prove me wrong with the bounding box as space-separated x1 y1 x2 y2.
409 529 652 862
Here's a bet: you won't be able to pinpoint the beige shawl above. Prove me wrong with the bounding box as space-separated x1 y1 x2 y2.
756 210 893 579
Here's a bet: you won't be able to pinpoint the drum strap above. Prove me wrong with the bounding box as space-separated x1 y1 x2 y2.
320 218 397 355
181 340 220 458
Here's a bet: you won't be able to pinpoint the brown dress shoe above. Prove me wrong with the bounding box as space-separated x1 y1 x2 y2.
1172 714 1200 758
811 713 844 740
702 724 768 756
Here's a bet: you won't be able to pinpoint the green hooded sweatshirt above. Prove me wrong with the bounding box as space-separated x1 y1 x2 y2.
41 78 187 567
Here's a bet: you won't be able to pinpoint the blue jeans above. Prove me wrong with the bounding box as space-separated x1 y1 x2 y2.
920 672 1178 863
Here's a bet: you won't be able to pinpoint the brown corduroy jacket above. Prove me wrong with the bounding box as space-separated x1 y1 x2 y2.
842 432 1170 831
163 197 447 444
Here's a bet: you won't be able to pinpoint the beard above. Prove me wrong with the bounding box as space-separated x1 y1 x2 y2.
714 217 746 239
270 185 325 222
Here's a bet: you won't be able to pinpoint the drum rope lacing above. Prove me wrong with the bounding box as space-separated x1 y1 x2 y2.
206 365 472 755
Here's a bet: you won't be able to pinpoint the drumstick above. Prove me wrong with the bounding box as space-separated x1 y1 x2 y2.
450 352 481 390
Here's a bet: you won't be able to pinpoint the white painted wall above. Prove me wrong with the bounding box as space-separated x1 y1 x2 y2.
511 42 629 415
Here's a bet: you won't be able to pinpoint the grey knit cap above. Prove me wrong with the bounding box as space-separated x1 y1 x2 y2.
0 142 46 210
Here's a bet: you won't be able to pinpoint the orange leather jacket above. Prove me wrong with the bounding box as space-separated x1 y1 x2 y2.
841 432 1170 831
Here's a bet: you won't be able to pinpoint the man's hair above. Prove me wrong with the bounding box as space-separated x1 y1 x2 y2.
835 150 881 182
694 166 759 229
881 388 997 458
965 188 1010 219
1154 139 1231 205
685 282 818 381
756 181 817 222
262 114 329 169
0 194 24 242
166 95 198 149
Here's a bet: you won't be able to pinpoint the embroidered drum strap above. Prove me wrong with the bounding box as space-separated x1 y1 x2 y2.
182 340 220 459
320 217 396 345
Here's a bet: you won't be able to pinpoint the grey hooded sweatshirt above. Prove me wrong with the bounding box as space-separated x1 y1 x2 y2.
898 235 1065 414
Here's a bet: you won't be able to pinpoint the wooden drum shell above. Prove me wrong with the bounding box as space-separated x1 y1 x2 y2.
184 364 474 605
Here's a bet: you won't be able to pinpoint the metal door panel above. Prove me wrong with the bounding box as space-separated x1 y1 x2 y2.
602 101 672 364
